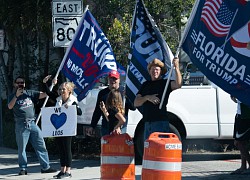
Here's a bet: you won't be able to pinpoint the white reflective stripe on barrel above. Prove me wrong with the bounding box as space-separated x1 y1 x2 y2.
142 160 181 171
101 156 135 165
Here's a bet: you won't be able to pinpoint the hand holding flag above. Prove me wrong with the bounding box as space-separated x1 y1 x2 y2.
181 0 250 107
126 0 174 106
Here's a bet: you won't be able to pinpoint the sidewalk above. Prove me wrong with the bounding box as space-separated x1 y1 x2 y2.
1 146 250 179
0 146 144 179
0 146 102 179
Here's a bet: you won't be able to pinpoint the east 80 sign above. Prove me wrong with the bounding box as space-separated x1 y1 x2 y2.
53 16 81 47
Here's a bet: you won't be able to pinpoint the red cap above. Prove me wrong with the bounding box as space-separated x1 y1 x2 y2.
108 70 120 79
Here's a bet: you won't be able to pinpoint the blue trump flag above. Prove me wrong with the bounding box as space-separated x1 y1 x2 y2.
182 0 250 107
61 9 125 101
126 0 174 104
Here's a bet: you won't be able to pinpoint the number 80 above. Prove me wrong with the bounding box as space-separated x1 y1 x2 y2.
56 28 76 42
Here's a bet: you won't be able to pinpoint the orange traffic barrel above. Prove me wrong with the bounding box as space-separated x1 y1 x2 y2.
141 132 182 180
101 133 135 180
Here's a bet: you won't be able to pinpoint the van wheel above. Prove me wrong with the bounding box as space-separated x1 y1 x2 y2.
169 123 181 141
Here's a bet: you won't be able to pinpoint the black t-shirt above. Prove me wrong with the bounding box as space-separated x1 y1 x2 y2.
91 87 135 128
137 79 172 122
107 107 119 134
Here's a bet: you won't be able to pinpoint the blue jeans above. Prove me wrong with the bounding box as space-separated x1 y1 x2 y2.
144 121 169 141
15 121 50 170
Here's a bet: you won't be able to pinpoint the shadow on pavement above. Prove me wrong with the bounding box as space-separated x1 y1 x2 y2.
135 152 241 165
183 152 240 162
182 173 250 180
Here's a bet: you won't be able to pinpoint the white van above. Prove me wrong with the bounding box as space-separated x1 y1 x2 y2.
77 62 237 158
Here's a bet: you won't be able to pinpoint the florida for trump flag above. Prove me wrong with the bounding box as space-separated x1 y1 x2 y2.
126 0 174 104
182 0 250 106
61 9 124 101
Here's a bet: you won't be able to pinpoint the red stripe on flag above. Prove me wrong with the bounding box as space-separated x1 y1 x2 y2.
237 0 247 5
230 37 247 48
248 22 250 37
72 46 84 59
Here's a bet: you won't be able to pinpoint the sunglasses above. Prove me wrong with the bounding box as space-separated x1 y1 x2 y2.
16 82 24 84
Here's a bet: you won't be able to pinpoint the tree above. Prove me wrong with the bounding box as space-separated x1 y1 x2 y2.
0 0 61 96
0 0 195 99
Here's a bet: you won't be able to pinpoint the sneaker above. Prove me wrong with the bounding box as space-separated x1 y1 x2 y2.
18 170 27 175
41 167 57 173
59 172 72 179
53 171 65 179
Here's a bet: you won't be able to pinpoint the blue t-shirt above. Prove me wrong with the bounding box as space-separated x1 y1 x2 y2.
8 90 40 123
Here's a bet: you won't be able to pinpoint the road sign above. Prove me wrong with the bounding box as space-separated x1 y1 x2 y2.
52 0 83 47
53 16 81 47
52 0 82 16
0 30 4 50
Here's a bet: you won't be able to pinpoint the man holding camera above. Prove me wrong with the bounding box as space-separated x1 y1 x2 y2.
8 76 56 175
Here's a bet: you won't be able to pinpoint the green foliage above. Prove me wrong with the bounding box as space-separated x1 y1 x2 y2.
0 0 195 97
143 0 195 53
107 17 131 67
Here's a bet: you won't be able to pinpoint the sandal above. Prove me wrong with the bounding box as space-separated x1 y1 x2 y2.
230 168 244 175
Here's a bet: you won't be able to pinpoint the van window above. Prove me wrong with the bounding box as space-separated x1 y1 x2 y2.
183 63 209 86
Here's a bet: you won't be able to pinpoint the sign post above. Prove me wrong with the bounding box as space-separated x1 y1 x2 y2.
52 0 83 47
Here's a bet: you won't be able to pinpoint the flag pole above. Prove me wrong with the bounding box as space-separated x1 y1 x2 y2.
35 5 89 124
159 0 200 109
139 0 175 110
123 0 137 107
159 49 180 109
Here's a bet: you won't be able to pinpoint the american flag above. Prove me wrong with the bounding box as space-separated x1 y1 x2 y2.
125 0 173 104
201 0 236 37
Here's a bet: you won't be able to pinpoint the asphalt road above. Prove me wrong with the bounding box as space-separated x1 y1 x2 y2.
1 147 250 180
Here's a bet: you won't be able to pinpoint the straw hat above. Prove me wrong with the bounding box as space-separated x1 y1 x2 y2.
147 58 167 75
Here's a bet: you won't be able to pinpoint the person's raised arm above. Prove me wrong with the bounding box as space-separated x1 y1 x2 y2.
39 92 47 99
8 88 23 109
42 75 58 98
99 101 109 121
171 57 182 90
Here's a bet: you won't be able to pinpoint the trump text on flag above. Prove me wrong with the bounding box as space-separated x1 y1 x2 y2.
190 30 250 85
181 0 250 106
63 12 116 90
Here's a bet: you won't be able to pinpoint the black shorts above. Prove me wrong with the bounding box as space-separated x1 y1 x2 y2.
233 114 250 141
